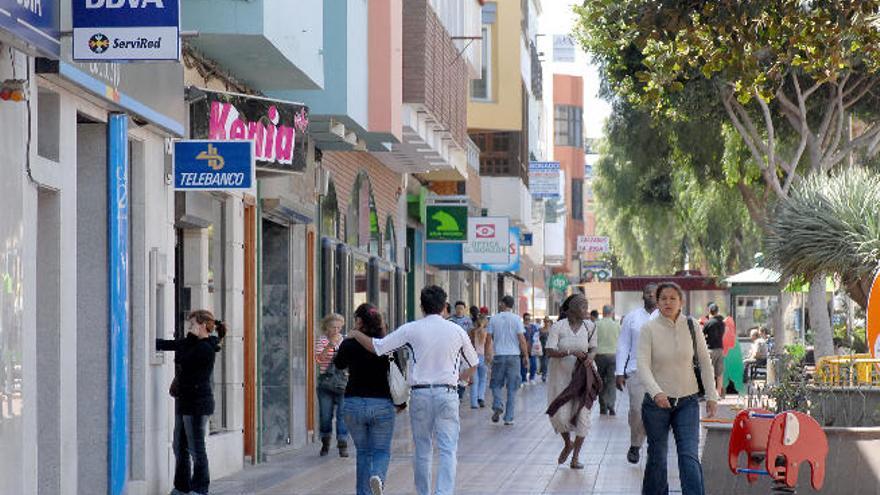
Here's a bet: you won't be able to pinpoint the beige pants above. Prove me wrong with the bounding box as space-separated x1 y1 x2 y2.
626 370 646 448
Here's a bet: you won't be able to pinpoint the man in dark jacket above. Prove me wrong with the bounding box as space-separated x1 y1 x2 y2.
702 303 726 399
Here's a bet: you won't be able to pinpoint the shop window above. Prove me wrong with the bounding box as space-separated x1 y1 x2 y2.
346 172 380 254
321 181 340 239
369 196 381 256
207 197 229 432
352 257 369 312
384 217 396 264
571 179 584 221
379 268 392 331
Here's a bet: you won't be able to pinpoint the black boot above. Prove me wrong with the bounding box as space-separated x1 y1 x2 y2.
338 440 349 458
320 437 330 457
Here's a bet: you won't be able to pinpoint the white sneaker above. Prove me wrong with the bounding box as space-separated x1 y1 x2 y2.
370 475 384 495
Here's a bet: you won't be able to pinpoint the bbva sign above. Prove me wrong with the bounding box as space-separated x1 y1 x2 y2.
85 0 166 7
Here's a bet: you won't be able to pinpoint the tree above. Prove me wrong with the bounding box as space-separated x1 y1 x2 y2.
575 0 880 356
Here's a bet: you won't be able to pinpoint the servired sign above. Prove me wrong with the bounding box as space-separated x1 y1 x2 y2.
462 216 509 265
72 0 180 61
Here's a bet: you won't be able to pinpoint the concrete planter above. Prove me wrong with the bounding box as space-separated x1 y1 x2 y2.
703 423 880 494
809 386 880 427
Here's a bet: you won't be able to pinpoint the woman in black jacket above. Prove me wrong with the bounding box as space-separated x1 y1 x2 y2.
157 309 226 495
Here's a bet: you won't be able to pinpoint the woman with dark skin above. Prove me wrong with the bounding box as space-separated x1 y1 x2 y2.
157 309 226 495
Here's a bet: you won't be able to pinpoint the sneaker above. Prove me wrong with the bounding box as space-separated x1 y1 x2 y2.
608 408 616 416
478 399 485 408
369 475 384 495
627 446 640 464
504 420 515 426
491 409 502 423
471 405 479 409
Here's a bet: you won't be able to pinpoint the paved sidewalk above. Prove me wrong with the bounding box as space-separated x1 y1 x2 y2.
212 382 735 495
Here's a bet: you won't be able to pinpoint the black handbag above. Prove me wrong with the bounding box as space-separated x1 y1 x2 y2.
686 318 706 397
317 362 349 394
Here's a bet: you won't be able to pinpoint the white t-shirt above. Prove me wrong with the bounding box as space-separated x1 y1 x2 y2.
616 307 659 376
372 314 479 387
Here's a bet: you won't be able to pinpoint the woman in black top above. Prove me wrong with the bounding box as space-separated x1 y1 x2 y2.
156 309 226 495
336 303 396 495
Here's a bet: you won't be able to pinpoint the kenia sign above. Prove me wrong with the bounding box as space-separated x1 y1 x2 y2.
190 89 309 173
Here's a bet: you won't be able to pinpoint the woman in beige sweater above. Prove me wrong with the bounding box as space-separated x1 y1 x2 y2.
637 282 718 495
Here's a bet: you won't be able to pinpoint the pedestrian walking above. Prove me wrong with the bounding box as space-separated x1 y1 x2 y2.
487 295 529 425
702 303 727 399
336 303 397 495
469 314 492 409
615 283 658 464
522 313 540 384
349 286 478 495
544 294 598 469
448 301 474 400
315 313 349 457
595 305 621 415
539 317 552 382
156 310 226 495
638 282 718 495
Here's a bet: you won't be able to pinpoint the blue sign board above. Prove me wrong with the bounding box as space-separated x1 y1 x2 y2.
173 140 254 191
480 227 521 273
0 0 59 57
521 232 533 246
528 161 561 199
72 0 180 61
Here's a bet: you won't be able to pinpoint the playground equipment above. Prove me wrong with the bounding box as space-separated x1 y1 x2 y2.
814 353 880 386
728 408 829 493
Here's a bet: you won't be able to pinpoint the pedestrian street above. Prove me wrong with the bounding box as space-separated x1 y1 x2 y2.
212 382 734 495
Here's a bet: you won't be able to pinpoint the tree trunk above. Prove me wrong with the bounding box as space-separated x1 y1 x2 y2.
809 273 835 359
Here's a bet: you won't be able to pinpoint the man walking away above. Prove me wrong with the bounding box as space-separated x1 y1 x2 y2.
349 286 478 495
615 283 658 464
522 313 540 384
703 303 727 399
595 305 621 415
487 295 528 425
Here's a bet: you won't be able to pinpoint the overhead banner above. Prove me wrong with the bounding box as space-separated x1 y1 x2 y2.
173 140 255 191
190 89 310 173
0 0 60 58
529 161 561 199
426 205 468 242
462 216 509 265
577 235 610 253
73 0 180 61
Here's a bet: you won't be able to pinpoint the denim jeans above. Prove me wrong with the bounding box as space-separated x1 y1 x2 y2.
641 394 704 495
490 355 521 421
172 414 210 495
528 355 538 381
410 387 460 495
342 397 396 495
469 354 489 408
318 387 348 441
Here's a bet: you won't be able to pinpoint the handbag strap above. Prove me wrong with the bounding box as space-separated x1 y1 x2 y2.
686 317 700 370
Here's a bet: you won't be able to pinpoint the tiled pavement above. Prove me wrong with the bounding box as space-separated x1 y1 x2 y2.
212 382 735 495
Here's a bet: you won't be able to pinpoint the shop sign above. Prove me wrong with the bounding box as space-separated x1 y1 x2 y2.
529 161 561 199
426 205 467 242
520 231 533 246
72 0 179 61
480 227 521 273
190 89 310 173
0 0 59 58
462 216 509 265
581 263 611 283
577 235 609 253
548 274 569 292
868 270 880 358
173 140 254 191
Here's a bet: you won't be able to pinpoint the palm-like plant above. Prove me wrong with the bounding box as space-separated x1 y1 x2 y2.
765 167 880 308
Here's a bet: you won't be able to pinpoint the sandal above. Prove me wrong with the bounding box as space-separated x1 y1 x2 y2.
570 458 584 469
558 444 573 464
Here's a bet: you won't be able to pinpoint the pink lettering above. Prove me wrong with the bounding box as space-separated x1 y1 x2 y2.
264 123 276 161
208 101 231 140
247 121 265 157
274 125 294 164
229 119 246 139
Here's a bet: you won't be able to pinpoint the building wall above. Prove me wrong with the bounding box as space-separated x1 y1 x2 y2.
554 74 585 275
467 0 523 132
323 151 405 266
368 0 402 140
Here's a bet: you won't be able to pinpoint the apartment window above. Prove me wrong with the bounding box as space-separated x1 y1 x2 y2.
471 25 492 100
572 179 584 221
555 105 583 148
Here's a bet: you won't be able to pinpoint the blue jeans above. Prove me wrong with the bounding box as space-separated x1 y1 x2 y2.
172 414 209 495
491 355 521 421
410 387 460 495
342 397 396 495
641 394 704 495
318 388 348 441
528 355 538 381
469 354 489 408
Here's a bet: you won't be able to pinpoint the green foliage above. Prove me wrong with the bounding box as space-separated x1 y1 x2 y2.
575 1 880 111
769 344 810 413
765 167 880 305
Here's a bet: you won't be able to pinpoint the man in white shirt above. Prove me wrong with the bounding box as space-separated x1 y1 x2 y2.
615 283 658 464
350 285 478 495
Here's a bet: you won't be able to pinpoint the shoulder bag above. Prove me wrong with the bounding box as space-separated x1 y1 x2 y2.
318 362 349 394
686 318 706 397
387 354 410 406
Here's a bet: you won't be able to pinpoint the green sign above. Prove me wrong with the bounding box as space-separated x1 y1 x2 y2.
426 205 468 241
549 274 570 292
